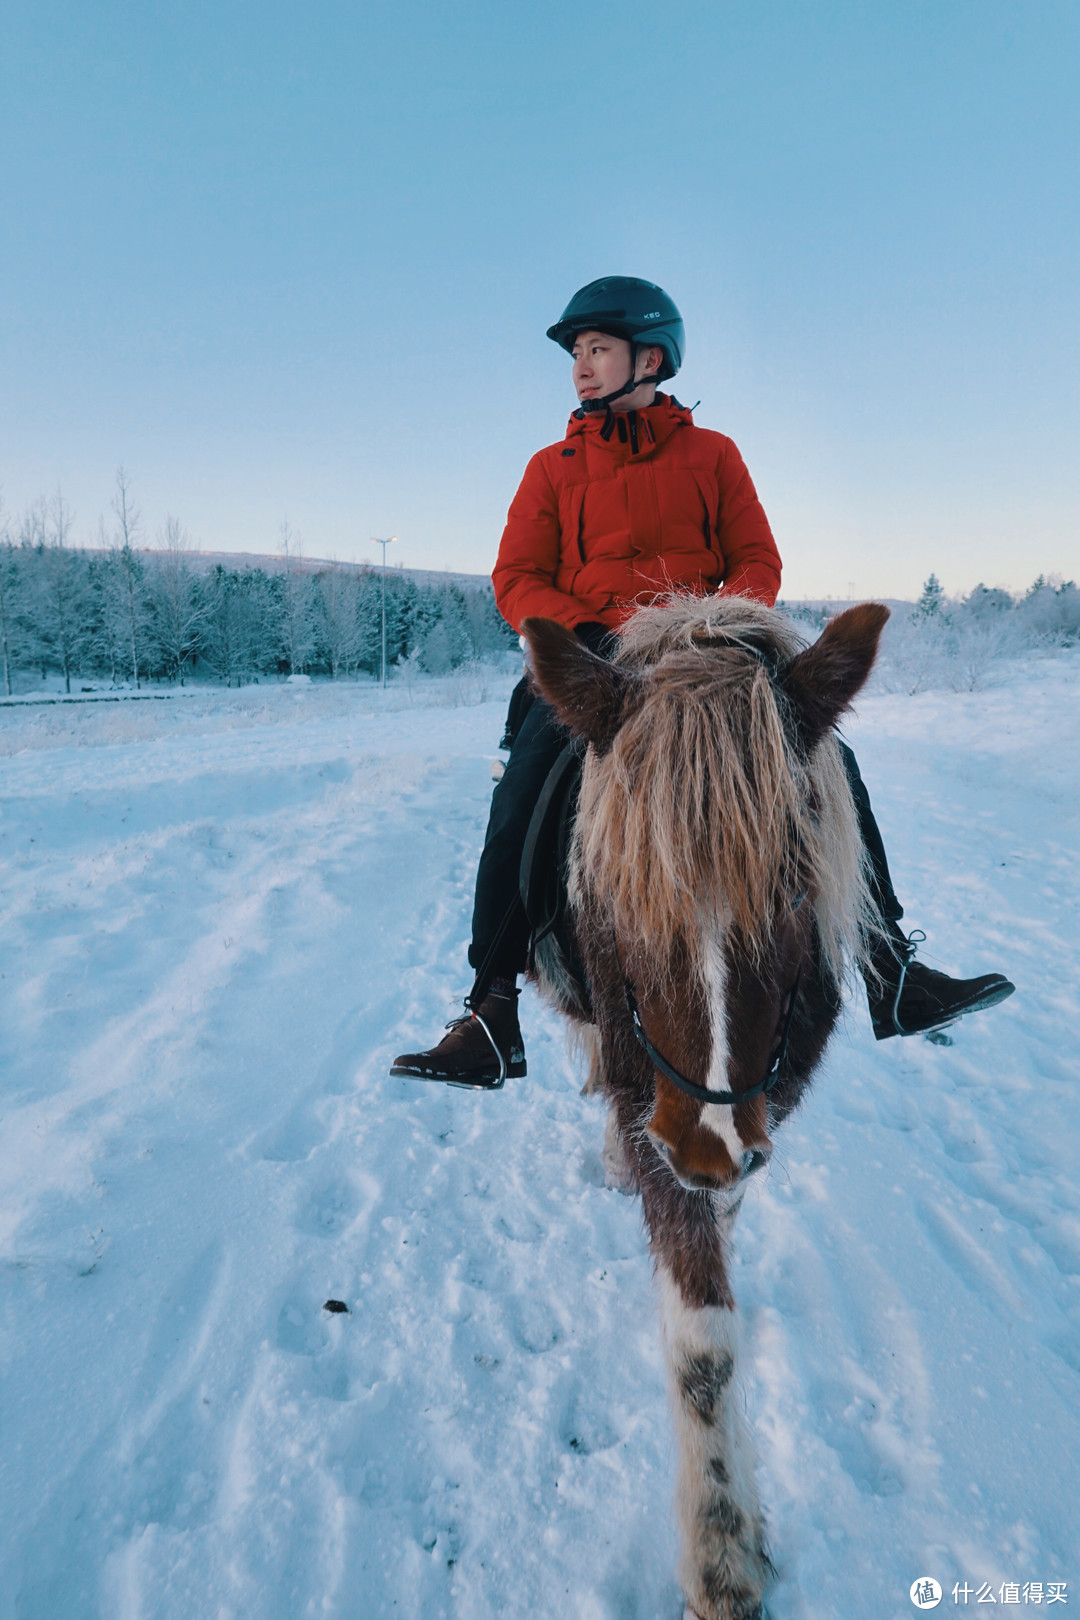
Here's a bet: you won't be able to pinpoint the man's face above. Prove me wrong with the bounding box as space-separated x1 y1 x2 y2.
570 330 663 410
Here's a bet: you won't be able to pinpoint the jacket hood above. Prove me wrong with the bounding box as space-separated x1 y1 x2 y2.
564 391 694 455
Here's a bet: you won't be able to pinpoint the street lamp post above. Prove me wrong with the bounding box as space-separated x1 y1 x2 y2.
370 535 398 688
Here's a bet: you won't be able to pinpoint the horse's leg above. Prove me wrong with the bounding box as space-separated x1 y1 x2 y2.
654 1222 771 1620
594 1014 771 1614
575 1018 637 1190
602 1105 638 1193
577 1022 604 1096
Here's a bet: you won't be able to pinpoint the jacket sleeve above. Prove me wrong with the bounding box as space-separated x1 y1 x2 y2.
715 438 782 605
492 452 611 632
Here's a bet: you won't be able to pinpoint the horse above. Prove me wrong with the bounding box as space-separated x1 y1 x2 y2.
520 593 890 1620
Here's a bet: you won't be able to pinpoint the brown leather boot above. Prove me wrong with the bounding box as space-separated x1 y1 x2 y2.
390 990 526 1089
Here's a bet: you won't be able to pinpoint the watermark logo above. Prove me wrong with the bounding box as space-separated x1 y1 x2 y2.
911 1578 943 1609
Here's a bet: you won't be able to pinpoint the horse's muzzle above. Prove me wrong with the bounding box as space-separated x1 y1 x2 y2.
650 1137 772 1192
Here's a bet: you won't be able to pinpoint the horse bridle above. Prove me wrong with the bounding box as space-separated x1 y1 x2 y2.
615 891 807 1108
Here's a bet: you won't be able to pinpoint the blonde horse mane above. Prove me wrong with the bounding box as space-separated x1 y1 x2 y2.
571 594 877 984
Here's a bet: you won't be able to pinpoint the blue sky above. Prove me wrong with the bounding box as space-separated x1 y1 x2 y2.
1 1 1076 598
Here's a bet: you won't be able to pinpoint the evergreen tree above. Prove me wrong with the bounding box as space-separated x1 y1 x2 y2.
0 503 16 696
1019 575 1080 643
24 492 89 693
85 539 121 680
419 586 471 672
463 583 517 656
913 573 947 622
0 488 573 693
385 574 421 668
239 568 283 679
201 565 241 685
355 571 385 675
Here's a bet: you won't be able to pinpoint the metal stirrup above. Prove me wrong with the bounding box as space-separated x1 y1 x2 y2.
471 1009 508 1086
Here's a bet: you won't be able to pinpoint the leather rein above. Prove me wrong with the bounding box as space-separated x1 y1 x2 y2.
615 891 807 1108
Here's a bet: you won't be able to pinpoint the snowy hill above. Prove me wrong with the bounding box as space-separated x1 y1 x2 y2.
128 546 494 591
0 651 1077 1617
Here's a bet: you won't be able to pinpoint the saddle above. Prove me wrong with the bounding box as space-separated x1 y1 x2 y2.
519 742 591 1017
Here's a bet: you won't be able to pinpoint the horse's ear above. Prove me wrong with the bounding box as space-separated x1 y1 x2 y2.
521 618 633 751
780 602 890 746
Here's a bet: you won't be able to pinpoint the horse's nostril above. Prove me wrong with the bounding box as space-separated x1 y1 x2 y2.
741 1148 770 1178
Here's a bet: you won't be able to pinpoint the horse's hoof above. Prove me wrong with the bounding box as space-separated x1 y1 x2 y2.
604 1162 638 1194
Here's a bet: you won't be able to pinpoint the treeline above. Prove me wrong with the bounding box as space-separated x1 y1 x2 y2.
788 572 1080 696
0 478 516 695
790 572 1080 643
909 572 1080 641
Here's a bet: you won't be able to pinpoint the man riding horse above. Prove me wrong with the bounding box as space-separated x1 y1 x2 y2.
392 276 1013 1088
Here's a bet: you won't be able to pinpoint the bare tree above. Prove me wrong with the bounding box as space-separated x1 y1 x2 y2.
88 515 124 681
111 466 146 687
278 522 318 674
315 561 363 679
153 515 205 683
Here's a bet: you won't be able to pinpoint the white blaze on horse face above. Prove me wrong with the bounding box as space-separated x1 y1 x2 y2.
697 927 745 1163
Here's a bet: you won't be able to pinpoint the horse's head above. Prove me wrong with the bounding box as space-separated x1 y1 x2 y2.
523 598 889 1194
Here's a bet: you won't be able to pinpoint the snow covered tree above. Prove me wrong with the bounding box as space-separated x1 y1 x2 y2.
88 514 151 686
0 501 16 695
315 564 364 679
106 468 150 686
354 572 384 675
463 583 517 657
238 568 282 679
23 492 89 692
417 620 456 675
418 586 471 672
1019 575 1080 644
913 573 947 621
199 564 282 685
357 571 418 676
277 523 319 674
84 534 121 680
201 564 242 685
151 516 206 683
388 575 423 666
963 583 1014 620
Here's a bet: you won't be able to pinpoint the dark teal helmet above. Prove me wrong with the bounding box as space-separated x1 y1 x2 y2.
547 276 684 382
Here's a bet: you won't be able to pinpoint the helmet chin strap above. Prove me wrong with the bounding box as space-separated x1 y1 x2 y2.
579 344 661 438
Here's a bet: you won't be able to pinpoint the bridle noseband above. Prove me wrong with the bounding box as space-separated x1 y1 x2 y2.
615 891 806 1109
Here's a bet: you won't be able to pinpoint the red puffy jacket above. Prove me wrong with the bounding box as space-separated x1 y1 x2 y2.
492 393 782 632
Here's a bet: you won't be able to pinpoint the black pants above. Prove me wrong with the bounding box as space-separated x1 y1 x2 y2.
469 697 903 982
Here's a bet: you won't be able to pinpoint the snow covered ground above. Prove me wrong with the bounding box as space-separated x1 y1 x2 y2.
1 652 1078 1619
